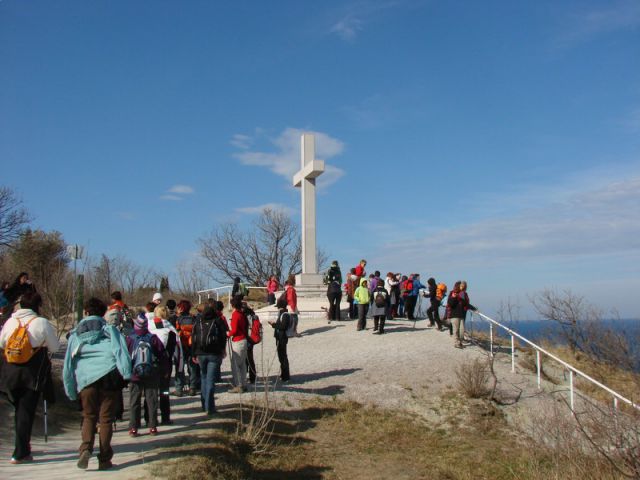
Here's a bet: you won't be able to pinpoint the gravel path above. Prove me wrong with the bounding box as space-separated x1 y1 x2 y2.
0 316 556 479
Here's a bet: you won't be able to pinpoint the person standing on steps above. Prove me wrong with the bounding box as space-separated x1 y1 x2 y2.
227 296 249 393
63 297 131 471
0 291 59 465
268 297 291 382
325 260 343 322
354 278 370 331
370 279 389 334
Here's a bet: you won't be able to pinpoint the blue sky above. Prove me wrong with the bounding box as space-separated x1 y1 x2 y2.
1 0 639 318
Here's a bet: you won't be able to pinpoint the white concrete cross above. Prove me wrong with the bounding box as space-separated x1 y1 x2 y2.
293 133 324 283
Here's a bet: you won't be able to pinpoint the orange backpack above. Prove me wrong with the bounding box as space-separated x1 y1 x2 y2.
4 317 38 364
436 283 448 301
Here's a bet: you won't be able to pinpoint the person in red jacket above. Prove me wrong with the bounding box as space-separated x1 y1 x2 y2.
227 296 248 393
266 275 279 305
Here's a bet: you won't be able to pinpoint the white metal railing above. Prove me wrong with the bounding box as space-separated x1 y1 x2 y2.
470 311 639 412
197 285 268 308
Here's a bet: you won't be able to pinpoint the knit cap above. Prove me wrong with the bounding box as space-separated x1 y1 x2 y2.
134 312 148 329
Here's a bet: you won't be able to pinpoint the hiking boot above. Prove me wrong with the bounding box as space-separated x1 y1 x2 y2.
172 390 183 397
98 460 113 471
188 389 197 396
160 419 173 426
77 450 91 469
229 386 244 393
454 343 463 349
9 454 33 464
128 428 138 437
149 427 158 435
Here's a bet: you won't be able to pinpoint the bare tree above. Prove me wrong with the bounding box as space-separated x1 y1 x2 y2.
0 186 31 247
173 257 212 298
199 208 327 286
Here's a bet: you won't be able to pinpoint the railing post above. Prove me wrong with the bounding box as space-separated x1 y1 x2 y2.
536 350 541 389
569 370 574 411
489 323 494 358
614 397 618 411
198 293 201 304
511 335 515 373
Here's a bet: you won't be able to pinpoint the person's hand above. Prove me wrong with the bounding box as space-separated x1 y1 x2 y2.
192 356 199 364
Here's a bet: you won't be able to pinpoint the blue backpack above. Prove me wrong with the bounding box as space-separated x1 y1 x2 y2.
131 333 156 379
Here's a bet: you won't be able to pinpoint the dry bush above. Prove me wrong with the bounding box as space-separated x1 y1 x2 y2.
456 358 490 399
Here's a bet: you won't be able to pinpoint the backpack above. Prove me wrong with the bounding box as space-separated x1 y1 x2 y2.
248 314 262 344
200 318 222 351
4 316 38 364
436 283 448 301
402 280 413 297
285 313 299 338
177 315 195 347
374 291 387 308
239 283 249 297
131 333 156 379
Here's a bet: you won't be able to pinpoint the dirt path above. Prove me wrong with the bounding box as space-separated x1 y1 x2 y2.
0 317 557 478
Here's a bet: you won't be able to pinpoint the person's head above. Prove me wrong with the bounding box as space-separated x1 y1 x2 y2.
453 281 462 292
166 299 176 310
206 297 216 308
401 275 408 281
18 272 29 284
374 270 380 278
18 291 42 314
84 297 107 317
134 312 148 329
360 279 368 288
360 259 367 267
276 297 288 310
287 274 296 286
231 296 243 310
234 277 241 284
202 306 217 320
331 260 339 268
110 291 123 302
145 302 156 313
368 273 374 279
152 292 163 304
215 301 224 312
427 277 436 287
177 299 191 315
460 281 467 292
414 273 420 280
269 275 276 281
195 303 205 314
387 272 393 279
154 305 168 320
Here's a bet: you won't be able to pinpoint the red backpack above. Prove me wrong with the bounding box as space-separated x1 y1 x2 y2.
248 314 262 344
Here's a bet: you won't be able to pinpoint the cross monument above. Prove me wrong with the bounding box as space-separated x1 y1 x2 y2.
293 133 325 287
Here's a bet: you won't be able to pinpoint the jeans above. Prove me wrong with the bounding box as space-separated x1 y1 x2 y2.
327 291 342 321
175 349 200 392
199 354 222 414
9 387 39 460
79 385 118 462
231 339 248 388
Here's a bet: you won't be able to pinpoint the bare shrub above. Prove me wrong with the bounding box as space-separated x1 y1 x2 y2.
456 358 490 399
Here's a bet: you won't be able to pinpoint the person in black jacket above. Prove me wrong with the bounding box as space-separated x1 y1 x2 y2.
268 298 290 382
425 278 443 330
325 260 343 322
447 281 476 349
191 306 227 416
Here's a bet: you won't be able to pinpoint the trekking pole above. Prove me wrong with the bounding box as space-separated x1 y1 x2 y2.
44 399 48 443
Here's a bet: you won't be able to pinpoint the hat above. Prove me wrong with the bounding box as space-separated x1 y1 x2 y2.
152 292 163 303
134 313 148 329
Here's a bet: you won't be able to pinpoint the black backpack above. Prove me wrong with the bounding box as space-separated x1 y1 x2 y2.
375 291 387 308
198 318 222 352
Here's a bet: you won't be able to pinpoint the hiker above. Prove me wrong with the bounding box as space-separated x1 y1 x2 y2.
152 292 163 306
398 275 408 318
126 313 169 436
345 269 358 320
149 306 183 425
268 297 291 382
3 272 37 312
228 296 249 393
214 301 229 382
0 280 9 325
105 291 133 335
266 275 279 305
325 260 343 322
62 297 131 471
166 299 178 328
354 259 367 283
425 278 443 330
371 279 389 334
405 274 426 320
448 281 476 348
284 275 300 336
175 300 200 396
191 305 227 415
232 277 249 300
385 272 400 318
243 302 258 384
0 291 59 464
354 278 370 331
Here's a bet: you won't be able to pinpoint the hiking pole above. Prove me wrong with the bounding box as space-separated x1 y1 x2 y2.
44 399 48 443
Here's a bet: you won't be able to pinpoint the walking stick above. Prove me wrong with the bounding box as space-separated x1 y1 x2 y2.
43 399 48 443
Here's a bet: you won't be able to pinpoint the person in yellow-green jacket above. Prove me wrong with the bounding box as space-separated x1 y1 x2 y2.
354 278 370 331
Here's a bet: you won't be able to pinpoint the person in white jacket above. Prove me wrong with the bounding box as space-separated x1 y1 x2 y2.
149 306 183 425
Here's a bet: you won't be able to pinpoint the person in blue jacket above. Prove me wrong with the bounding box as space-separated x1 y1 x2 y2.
406 274 426 320
63 297 132 471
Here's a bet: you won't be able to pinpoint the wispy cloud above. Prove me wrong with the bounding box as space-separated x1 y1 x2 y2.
160 194 183 201
375 175 640 272
328 0 411 41
230 134 253 150
116 211 135 221
331 15 363 41
556 0 640 49
233 127 346 190
235 203 296 216
168 184 195 195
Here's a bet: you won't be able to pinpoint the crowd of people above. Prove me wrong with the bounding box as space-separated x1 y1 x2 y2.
0 264 475 469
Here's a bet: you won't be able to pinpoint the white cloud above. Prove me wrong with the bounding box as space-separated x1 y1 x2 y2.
330 15 363 40
235 203 296 216
233 127 346 190
230 134 252 150
168 184 195 194
117 211 135 221
160 194 183 201
374 176 640 271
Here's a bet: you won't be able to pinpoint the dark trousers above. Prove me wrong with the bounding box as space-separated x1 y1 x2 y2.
327 291 342 321
405 296 417 320
129 382 158 429
175 350 200 392
267 293 276 305
427 301 442 328
398 298 406 317
348 298 356 319
276 339 290 381
357 304 369 330
246 343 256 383
373 315 386 333
159 377 171 423
79 385 118 462
10 387 39 460
199 354 221 414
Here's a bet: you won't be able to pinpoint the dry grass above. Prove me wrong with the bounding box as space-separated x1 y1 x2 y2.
455 358 490 398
